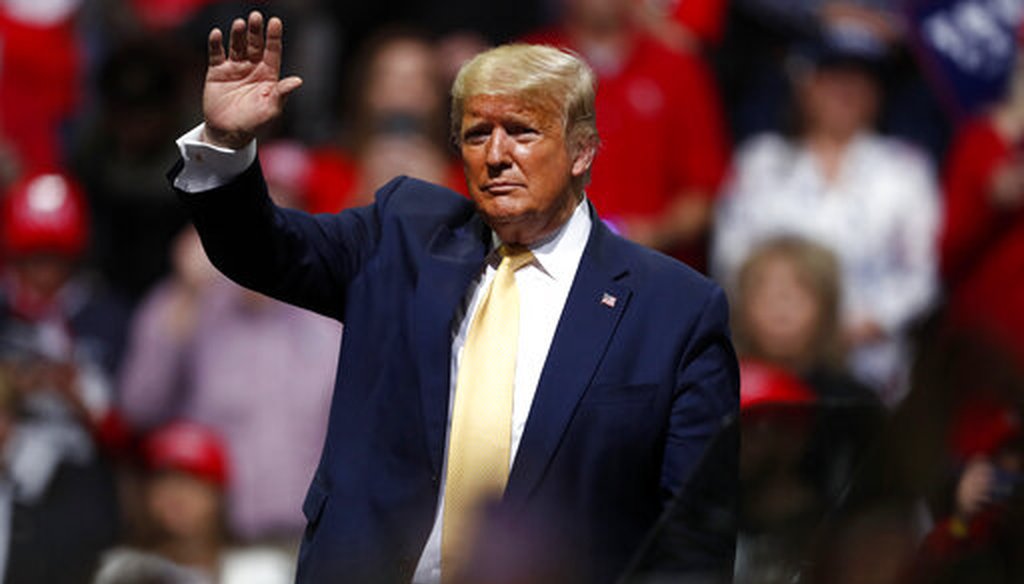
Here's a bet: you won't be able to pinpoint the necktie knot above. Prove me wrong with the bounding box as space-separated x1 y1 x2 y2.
499 244 535 272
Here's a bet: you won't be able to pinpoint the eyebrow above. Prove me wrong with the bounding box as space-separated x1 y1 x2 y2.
461 120 492 136
462 110 543 134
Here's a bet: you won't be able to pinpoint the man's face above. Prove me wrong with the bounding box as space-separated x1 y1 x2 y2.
460 95 593 245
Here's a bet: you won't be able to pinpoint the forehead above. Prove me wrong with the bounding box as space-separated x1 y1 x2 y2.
461 94 561 128
373 40 434 74
746 254 802 283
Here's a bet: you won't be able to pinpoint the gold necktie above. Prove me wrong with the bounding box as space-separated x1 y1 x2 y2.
442 244 534 581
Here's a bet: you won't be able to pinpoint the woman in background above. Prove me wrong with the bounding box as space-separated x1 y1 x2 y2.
713 10 940 405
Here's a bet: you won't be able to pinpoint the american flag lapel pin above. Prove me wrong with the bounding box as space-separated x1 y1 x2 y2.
601 292 617 308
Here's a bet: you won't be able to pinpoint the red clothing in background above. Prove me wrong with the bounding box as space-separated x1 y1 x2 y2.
671 0 727 46
0 7 80 172
940 117 1024 361
304 149 361 214
522 28 730 270
130 0 221 31
304 148 466 215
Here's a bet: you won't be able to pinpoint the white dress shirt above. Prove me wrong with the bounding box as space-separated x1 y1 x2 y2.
174 124 592 583
413 197 590 583
174 124 258 192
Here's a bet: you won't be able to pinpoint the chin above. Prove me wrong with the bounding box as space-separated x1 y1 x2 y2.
481 211 542 244
477 199 530 224
484 209 525 225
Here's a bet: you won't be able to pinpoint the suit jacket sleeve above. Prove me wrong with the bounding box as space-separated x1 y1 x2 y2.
652 285 739 577
171 158 397 321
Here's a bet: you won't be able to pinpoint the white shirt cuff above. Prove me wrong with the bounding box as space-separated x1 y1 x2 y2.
173 122 258 193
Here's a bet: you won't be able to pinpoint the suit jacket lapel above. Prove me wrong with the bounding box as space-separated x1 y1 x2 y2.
412 213 489 475
506 213 633 501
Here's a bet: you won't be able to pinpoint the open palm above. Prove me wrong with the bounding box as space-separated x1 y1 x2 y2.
202 12 302 149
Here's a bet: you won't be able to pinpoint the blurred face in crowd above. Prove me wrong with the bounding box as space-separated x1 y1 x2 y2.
146 471 222 542
365 38 442 120
10 255 75 300
740 254 823 368
566 0 632 31
360 133 448 194
435 32 489 90
460 94 593 245
799 64 880 141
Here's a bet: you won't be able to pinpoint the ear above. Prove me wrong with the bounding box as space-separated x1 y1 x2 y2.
570 140 596 178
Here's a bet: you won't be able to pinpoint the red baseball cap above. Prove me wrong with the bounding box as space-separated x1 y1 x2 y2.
1 172 89 259
740 359 817 413
141 420 230 487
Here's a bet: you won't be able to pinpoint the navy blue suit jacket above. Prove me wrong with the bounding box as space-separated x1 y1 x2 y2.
175 160 739 583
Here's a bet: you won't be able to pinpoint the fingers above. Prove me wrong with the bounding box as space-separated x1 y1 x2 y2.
264 16 285 74
247 11 264 62
228 17 247 61
208 27 225 67
222 12 280 68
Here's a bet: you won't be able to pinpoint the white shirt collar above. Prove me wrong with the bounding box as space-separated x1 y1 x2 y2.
490 196 592 282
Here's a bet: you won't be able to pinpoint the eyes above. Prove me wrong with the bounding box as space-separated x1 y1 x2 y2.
462 122 541 146
461 128 489 145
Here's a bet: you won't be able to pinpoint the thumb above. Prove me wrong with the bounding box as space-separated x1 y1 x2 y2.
278 76 304 98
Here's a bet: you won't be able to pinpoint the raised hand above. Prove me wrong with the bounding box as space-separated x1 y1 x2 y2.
202 12 303 149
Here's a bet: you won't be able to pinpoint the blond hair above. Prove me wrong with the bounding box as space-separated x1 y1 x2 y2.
734 236 844 367
450 43 599 157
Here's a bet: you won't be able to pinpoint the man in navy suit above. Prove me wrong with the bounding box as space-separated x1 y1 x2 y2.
170 11 738 583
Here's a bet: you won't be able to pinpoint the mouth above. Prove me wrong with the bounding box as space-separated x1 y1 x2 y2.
482 182 524 195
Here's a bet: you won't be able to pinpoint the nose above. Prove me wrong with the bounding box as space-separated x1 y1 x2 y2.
484 129 512 169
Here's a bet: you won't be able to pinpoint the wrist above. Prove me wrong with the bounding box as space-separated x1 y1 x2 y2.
200 124 254 151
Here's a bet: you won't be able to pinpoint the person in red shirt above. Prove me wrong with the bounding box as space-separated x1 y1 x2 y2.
940 35 1024 365
0 0 82 174
634 0 727 52
915 392 1023 581
523 0 730 271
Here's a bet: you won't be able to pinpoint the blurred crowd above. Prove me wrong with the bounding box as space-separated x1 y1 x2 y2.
0 0 1021 582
